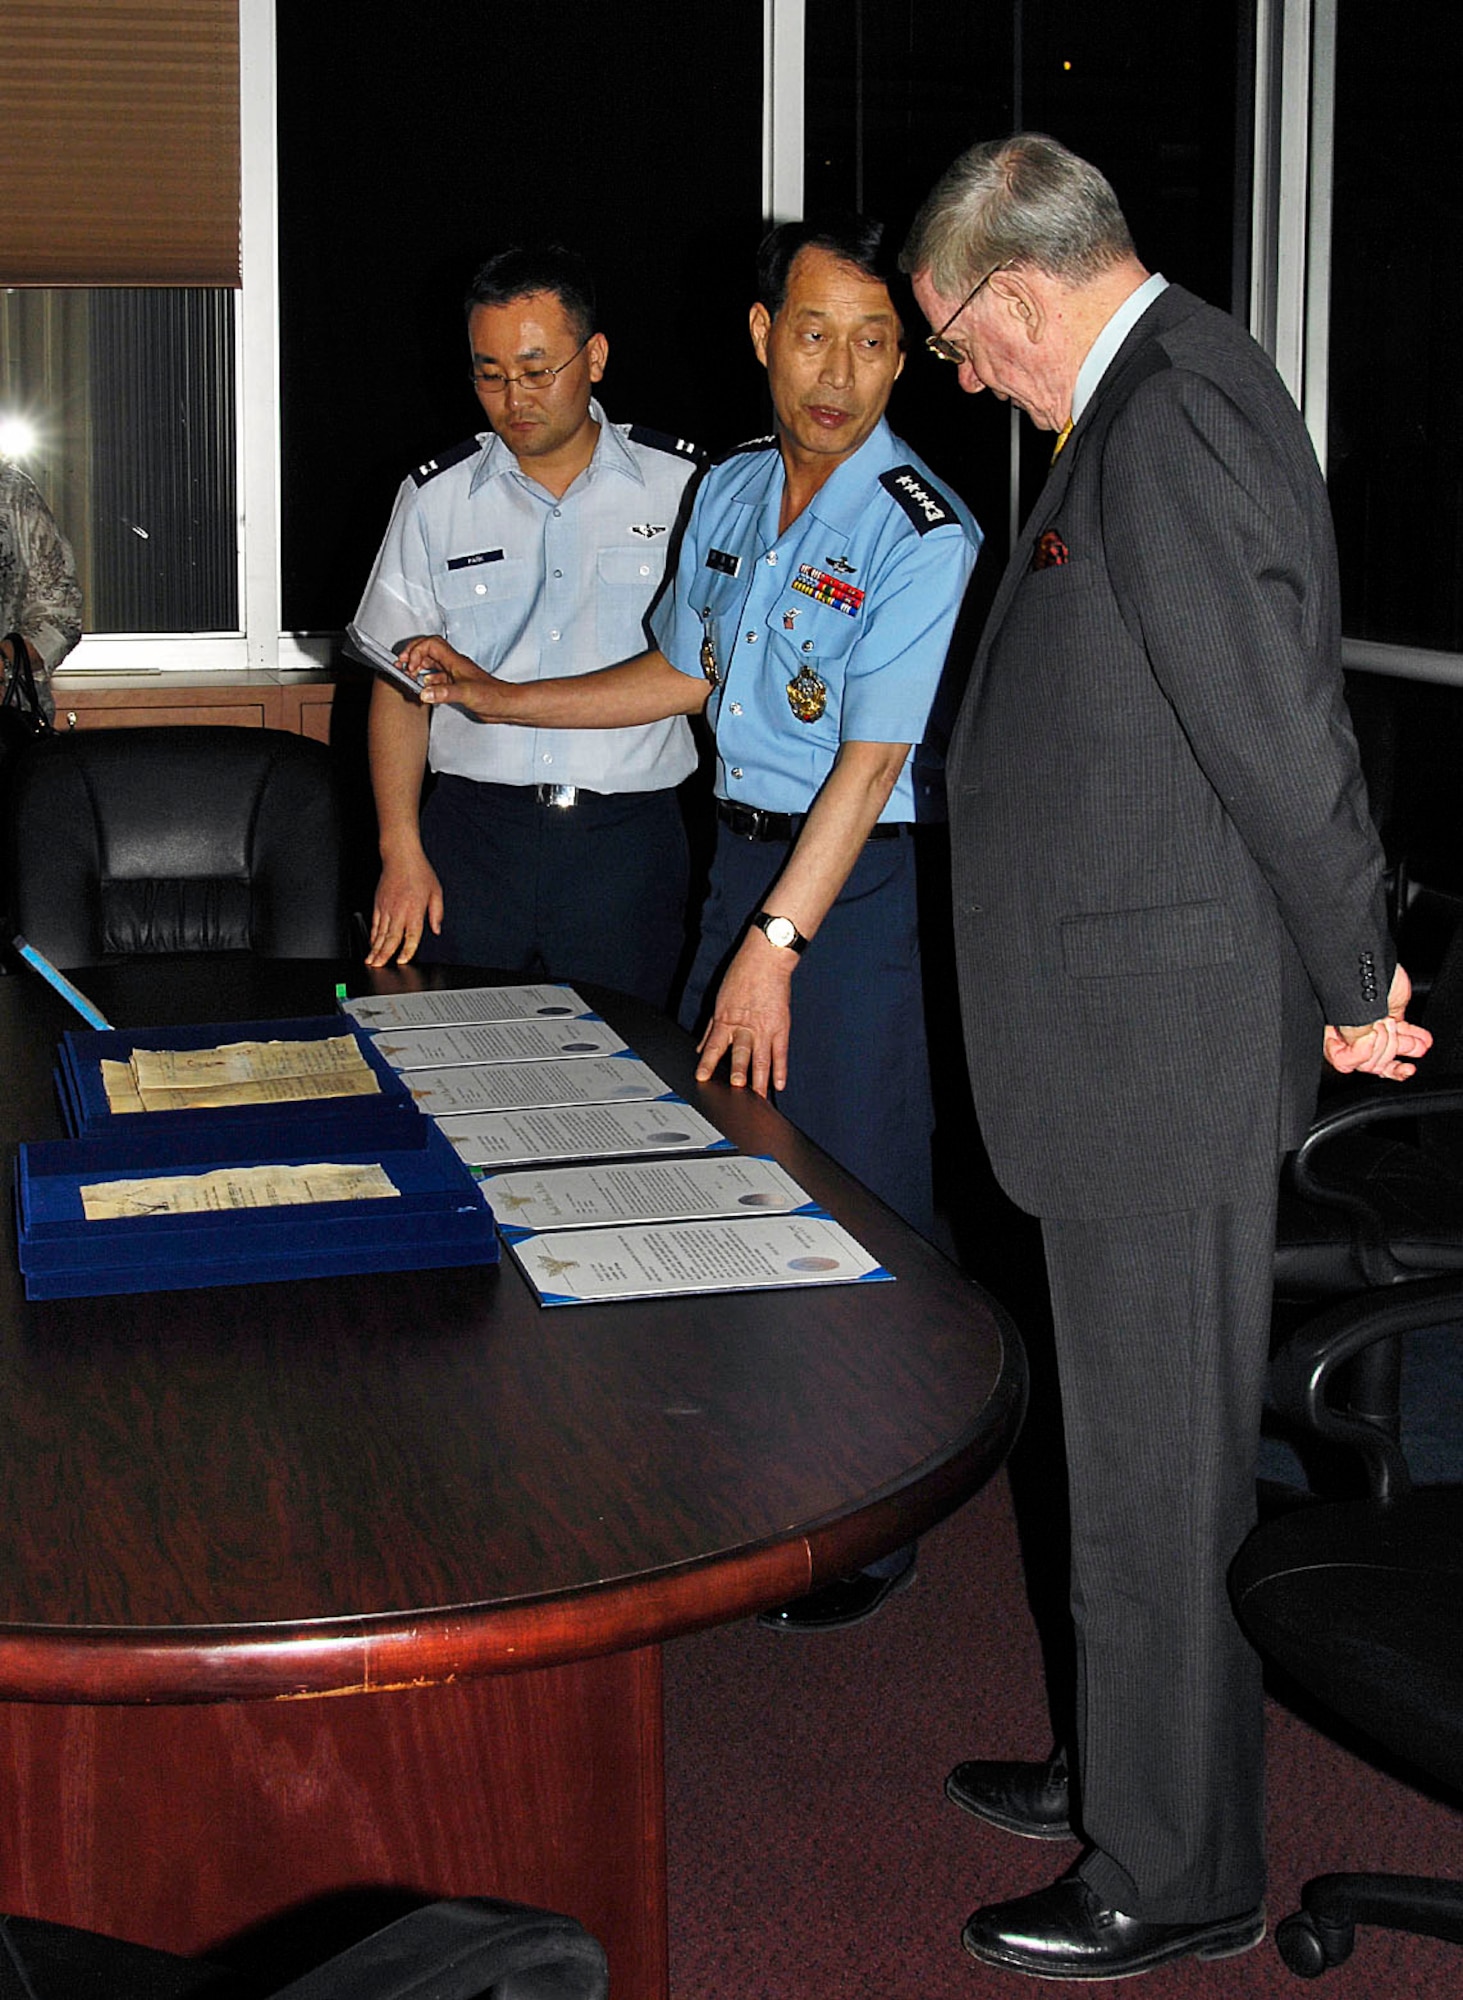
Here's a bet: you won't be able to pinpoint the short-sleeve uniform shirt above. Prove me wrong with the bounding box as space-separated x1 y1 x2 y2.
350 402 700 793
653 419 980 820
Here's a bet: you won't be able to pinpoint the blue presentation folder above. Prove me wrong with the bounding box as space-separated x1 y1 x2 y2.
15 1119 498 1300
56 1016 421 1147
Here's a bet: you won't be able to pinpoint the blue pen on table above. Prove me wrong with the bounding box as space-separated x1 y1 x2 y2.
11 936 113 1030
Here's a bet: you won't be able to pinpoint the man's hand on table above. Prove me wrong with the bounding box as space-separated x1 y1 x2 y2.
694 931 796 1097
366 850 444 967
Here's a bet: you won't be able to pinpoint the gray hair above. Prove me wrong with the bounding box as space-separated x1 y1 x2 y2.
899 133 1136 296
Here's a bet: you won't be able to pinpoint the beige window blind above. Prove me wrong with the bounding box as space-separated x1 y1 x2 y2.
0 0 240 287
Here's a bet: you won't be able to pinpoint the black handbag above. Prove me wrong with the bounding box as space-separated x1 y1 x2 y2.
0 632 52 755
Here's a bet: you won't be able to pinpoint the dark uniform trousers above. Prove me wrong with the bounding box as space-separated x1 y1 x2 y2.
679 822 934 1238
1044 1182 1277 1923
416 773 689 1010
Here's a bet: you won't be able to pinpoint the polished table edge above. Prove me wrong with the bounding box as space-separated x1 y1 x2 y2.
0 1344 1022 1704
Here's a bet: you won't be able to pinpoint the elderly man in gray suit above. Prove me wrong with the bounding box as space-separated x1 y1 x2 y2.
901 134 1431 1982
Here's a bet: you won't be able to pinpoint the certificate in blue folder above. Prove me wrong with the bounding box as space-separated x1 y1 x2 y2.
57 1016 421 1146
15 1119 498 1300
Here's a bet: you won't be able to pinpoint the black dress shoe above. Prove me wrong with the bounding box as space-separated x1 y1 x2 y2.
962 1871 1265 1981
945 1749 1073 1840
757 1562 915 1633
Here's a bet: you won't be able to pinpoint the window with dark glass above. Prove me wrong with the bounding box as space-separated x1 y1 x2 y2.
804 0 1249 570
275 2 765 636
1329 0 1463 654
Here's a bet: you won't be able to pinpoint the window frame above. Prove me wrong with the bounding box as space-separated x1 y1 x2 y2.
1249 0 1460 683
57 0 327 681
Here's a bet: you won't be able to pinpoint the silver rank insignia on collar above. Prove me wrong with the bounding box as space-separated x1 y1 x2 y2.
698 607 720 687
786 661 827 722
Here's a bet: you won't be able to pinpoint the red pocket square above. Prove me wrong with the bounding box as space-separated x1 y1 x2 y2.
1032 529 1070 570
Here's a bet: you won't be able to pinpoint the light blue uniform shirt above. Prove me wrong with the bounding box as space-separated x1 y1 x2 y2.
350 400 699 793
653 419 980 821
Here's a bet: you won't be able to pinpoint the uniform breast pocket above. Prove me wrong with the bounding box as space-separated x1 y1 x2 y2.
769 624 845 745
437 557 534 655
597 545 664 661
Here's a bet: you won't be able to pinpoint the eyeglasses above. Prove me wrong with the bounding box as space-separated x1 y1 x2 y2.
469 336 593 395
924 262 1012 364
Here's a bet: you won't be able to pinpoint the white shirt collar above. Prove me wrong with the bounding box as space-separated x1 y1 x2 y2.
1071 273 1169 425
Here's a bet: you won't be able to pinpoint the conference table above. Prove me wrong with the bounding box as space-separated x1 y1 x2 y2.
0 955 1025 1997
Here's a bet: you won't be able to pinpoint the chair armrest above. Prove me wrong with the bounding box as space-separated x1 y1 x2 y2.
1290 1083 1463 1287
1269 1273 1463 1500
270 1898 608 2000
1296 1083 1463 1168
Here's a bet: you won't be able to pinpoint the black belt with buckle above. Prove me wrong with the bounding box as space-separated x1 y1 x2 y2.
532 784 601 808
716 799 908 842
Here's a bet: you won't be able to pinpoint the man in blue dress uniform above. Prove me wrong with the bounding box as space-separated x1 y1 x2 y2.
398 217 982 1624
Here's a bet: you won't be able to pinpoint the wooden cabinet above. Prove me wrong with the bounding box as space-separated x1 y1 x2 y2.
293 685 336 744
51 673 336 737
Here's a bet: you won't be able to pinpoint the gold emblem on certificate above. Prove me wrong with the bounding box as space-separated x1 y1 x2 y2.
786 662 828 723
697 606 719 687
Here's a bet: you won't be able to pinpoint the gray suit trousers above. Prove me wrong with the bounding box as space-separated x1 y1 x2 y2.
1041 1188 1276 1922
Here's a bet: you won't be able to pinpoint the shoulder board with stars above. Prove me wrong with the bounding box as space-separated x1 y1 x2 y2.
409 436 485 488
620 424 705 464
715 434 778 464
878 464 958 535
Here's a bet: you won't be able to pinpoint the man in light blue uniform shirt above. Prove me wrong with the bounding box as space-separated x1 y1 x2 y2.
351 246 700 1005
652 366 979 1242
400 216 981 1629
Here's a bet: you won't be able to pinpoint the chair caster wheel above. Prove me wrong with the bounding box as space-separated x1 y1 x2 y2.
1276 1910 1352 1977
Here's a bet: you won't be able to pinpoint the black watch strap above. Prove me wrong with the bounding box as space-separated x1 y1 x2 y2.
753 910 809 954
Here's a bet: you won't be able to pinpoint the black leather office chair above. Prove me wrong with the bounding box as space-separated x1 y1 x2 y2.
1 728 346 968
1270 915 1463 1448
0 1895 608 1999
1232 1275 1463 1976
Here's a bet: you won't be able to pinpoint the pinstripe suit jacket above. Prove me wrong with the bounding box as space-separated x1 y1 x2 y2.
947 285 1392 1220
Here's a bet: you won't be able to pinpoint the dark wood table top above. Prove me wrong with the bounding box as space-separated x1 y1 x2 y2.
0 958 1025 1704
